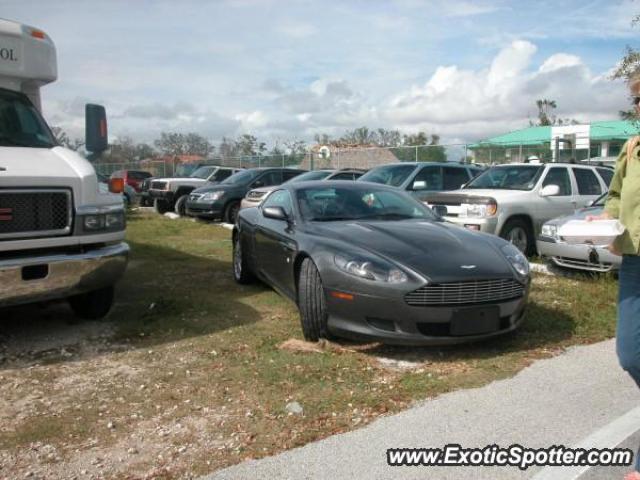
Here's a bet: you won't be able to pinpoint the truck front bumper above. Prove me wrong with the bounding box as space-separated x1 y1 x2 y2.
442 216 499 234
0 242 129 308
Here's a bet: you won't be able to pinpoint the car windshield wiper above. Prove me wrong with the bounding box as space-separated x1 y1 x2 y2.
310 216 358 222
356 213 415 220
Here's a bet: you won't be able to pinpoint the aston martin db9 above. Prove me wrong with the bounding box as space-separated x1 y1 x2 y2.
232 181 531 345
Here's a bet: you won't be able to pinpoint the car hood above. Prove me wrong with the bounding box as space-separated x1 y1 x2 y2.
308 220 517 283
545 206 604 226
426 189 531 203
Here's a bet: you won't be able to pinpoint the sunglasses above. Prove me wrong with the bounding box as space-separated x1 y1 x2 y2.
634 96 640 106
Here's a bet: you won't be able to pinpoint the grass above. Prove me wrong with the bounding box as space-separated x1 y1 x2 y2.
0 211 619 479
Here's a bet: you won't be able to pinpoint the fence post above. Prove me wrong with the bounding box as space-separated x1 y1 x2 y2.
282 154 285 168
415 146 418 162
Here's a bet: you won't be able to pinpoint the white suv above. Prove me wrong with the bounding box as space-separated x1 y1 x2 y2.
425 163 614 256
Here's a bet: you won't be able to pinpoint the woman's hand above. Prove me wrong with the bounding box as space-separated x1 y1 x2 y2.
585 211 613 222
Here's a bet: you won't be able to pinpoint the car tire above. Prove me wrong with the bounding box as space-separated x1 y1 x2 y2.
224 201 240 224
298 258 332 342
232 232 255 284
174 194 188 216
68 286 115 320
141 197 152 207
500 218 535 256
154 198 169 214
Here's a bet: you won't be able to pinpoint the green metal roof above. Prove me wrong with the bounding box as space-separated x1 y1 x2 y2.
469 120 640 148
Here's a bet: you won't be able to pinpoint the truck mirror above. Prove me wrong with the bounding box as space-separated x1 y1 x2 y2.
85 104 108 153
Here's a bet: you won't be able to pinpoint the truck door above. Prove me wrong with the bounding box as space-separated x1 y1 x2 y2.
571 167 604 209
537 167 574 229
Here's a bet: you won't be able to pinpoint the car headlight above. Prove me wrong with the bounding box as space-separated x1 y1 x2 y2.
80 211 126 233
500 243 529 277
201 191 225 202
334 254 408 283
461 201 497 218
541 224 558 239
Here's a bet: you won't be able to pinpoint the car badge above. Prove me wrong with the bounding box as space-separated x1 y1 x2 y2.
0 208 13 221
460 265 476 269
0 166 6 171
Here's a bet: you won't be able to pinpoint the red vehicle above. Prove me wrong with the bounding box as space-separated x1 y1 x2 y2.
110 170 153 193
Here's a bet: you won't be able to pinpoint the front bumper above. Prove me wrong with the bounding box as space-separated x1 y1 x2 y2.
443 215 499 234
0 242 129 308
186 200 223 219
536 236 621 272
149 189 174 203
324 279 530 346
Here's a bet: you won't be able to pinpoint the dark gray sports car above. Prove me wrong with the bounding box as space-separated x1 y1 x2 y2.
232 181 531 345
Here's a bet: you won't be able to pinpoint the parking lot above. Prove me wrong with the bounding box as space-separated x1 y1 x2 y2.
0 210 620 480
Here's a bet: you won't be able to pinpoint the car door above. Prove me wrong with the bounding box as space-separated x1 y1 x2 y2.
536 166 575 229
254 189 297 297
407 165 442 202
571 167 604 208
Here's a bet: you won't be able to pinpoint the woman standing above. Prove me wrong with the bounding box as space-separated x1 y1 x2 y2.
590 74 640 480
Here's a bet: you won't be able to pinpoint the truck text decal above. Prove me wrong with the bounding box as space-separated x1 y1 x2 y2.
0 48 18 62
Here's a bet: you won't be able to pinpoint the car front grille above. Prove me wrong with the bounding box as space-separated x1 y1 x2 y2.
189 193 203 202
0 189 72 240
405 278 525 306
151 181 167 190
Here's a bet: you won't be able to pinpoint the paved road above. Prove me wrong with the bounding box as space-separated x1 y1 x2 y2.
204 340 640 480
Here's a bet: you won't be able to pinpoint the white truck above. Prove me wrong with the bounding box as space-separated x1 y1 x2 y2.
0 19 128 319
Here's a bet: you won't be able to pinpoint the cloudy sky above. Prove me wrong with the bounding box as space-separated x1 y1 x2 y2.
4 0 638 147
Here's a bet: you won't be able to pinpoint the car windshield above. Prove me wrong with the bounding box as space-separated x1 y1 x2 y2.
189 166 217 179
286 170 333 183
220 169 257 185
297 186 437 222
465 165 544 190
175 164 200 177
358 164 417 187
0 88 57 148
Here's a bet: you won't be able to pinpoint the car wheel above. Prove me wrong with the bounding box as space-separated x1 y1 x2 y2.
500 218 534 256
154 199 169 214
174 194 188 216
68 286 114 320
232 232 255 284
298 258 332 342
224 201 240 224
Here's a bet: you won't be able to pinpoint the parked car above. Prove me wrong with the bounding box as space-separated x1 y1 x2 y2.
424 163 614 256
537 192 621 272
110 170 152 193
240 168 366 210
232 181 530 345
357 162 484 203
186 167 306 223
149 165 242 215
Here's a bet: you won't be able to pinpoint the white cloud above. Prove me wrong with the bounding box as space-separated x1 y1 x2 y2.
277 22 318 38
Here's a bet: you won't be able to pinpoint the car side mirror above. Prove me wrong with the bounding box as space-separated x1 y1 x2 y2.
540 184 560 197
263 206 288 221
412 180 427 190
85 104 108 153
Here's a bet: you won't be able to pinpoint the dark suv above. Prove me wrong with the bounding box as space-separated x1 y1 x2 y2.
186 167 306 223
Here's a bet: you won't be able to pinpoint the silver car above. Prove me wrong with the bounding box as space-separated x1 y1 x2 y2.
536 193 621 272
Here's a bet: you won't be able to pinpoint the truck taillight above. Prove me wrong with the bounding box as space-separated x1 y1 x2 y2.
30 29 46 39
109 178 124 194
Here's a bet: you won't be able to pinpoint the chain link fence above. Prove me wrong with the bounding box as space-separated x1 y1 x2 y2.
91 134 625 176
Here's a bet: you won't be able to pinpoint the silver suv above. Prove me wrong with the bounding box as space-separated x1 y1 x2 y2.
425 163 614 255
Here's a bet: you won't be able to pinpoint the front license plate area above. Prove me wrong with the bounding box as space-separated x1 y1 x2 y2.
450 306 500 336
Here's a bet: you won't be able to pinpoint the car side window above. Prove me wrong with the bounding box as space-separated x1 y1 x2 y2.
412 166 442 190
283 171 302 181
572 168 602 195
330 172 355 180
443 167 469 190
542 167 571 196
213 169 233 181
262 189 293 216
596 167 613 188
